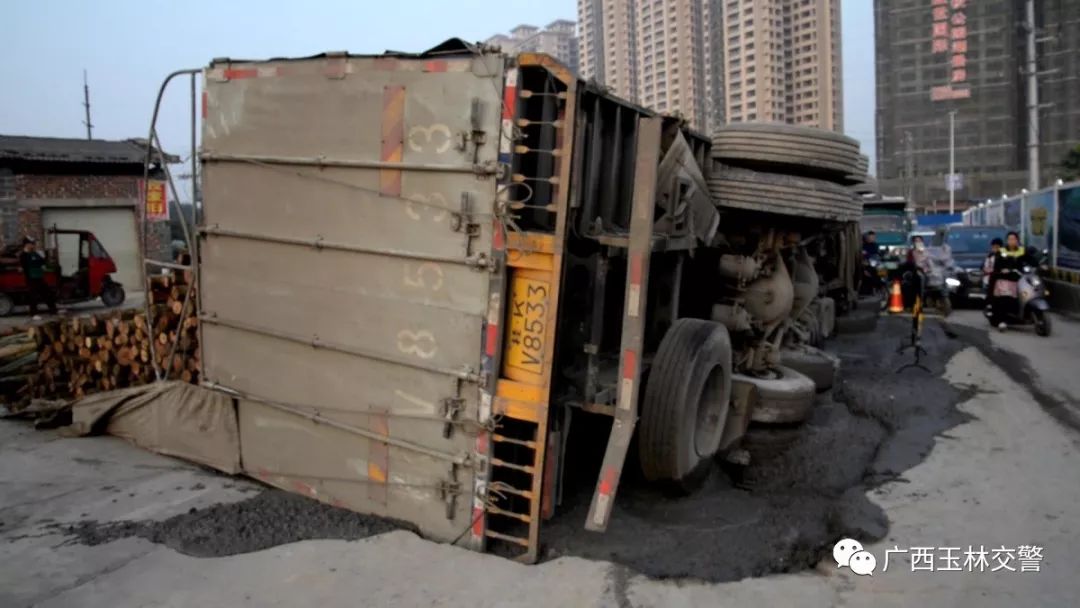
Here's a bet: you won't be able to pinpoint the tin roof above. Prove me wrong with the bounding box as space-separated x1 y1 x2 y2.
0 135 178 165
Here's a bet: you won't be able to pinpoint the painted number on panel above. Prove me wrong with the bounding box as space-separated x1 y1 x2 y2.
397 329 438 360
407 124 452 154
405 193 449 223
403 262 444 291
505 277 549 375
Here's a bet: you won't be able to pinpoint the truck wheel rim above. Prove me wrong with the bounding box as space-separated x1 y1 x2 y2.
695 364 726 457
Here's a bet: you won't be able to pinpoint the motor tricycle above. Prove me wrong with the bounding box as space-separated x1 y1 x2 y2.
0 229 126 316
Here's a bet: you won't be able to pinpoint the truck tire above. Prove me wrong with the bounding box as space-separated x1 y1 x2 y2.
101 283 125 308
710 123 861 181
0 293 13 317
707 166 862 222
780 346 839 393
740 366 817 424
638 319 733 489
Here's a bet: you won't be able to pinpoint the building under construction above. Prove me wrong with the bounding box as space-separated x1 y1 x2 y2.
875 0 1080 208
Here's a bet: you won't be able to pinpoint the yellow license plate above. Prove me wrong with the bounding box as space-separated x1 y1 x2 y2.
506 276 549 375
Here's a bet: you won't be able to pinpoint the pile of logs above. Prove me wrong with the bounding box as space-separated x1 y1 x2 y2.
1 268 199 411
146 271 201 384
0 331 37 402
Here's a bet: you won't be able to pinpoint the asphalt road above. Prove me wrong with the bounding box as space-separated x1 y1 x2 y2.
0 292 146 331
2 311 1079 607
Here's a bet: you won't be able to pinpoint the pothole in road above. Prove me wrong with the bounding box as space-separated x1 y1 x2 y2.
540 316 971 581
47 317 973 582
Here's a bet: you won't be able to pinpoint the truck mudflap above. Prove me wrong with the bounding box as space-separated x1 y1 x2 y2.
198 49 506 544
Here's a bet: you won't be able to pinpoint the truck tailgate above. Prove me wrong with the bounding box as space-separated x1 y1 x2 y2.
199 53 504 542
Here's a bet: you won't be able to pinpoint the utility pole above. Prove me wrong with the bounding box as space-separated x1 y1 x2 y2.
1025 0 1039 190
904 130 915 205
948 110 957 214
82 70 93 140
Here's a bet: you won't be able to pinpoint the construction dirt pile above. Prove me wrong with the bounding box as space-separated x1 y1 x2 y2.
51 490 409 558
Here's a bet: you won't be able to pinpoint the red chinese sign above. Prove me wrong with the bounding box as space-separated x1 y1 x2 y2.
142 179 169 221
930 0 970 101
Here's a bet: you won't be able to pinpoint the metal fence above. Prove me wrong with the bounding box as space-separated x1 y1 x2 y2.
962 181 1080 277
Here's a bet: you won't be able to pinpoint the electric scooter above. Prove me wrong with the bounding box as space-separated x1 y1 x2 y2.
983 265 1051 336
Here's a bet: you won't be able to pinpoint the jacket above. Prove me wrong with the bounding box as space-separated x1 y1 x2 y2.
992 246 1032 283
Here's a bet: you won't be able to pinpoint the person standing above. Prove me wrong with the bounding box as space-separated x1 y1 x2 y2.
19 237 57 316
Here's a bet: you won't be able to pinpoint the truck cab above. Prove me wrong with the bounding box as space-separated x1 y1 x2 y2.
860 197 911 271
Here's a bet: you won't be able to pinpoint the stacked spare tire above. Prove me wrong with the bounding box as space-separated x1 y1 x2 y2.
708 123 865 222
634 121 874 490
707 124 863 472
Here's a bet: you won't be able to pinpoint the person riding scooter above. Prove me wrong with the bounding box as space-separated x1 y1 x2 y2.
901 235 932 307
989 232 1034 331
862 231 880 258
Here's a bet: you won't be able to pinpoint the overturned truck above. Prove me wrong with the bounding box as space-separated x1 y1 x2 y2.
191 41 866 562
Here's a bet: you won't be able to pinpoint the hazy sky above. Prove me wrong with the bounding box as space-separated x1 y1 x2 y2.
2 0 876 200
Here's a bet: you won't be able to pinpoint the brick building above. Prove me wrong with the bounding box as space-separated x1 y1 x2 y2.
0 135 177 289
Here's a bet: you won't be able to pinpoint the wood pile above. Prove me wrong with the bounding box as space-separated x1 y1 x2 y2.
0 331 37 403
1 267 199 411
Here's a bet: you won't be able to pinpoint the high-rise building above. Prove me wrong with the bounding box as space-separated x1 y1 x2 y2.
875 0 1080 206
578 0 639 101
721 0 842 130
486 20 580 76
637 0 710 129
577 0 844 133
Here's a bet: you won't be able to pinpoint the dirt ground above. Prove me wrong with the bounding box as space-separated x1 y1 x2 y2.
540 315 970 580
36 315 973 584
50 490 408 558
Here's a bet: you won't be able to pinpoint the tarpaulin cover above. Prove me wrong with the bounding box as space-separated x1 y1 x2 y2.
60 381 240 474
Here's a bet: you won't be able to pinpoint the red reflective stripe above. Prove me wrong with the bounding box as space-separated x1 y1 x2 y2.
598 466 618 496
424 60 448 72
622 349 637 380
492 219 505 251
373 57 398 71
502 86 517 119
471 506 485 537
201 91 208 119
629 255 643 285
223 68 258 80
484 323 498 357
379 85 405 197
475 430 489 454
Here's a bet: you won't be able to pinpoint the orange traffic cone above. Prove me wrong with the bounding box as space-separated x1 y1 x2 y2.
887 279 904 314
